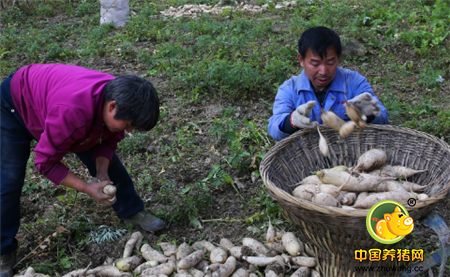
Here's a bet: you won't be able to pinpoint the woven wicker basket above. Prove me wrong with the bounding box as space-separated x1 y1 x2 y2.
260 124 450 277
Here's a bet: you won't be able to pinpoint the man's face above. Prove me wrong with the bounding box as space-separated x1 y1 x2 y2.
103 100 135 133
298 46 340 91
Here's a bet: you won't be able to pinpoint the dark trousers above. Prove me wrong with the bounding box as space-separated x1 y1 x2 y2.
1 74 144 255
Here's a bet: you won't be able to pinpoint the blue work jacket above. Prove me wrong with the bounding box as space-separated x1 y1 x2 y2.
268 67 389 141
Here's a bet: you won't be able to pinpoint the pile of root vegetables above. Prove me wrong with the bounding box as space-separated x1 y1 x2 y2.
159 1 298 18
292 148 429 209
16 228 322 277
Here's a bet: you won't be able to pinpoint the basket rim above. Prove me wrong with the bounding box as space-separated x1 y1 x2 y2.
260 124 450 218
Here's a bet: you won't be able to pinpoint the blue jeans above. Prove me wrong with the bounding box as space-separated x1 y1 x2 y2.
1 74 144 255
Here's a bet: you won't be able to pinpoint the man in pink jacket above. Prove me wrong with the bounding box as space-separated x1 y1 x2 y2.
0 64 164 276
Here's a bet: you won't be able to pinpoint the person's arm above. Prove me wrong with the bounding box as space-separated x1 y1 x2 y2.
61 172 114 206
268 79 299 141
34 106 114 205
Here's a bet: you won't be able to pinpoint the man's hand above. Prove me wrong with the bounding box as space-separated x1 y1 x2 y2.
85 178 116 206
348 92 381 117
290 101 318 129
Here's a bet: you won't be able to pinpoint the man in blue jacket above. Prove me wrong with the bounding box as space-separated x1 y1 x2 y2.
268 26 389 141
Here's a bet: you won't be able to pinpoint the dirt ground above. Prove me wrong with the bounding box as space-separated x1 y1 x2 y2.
11 42 450 277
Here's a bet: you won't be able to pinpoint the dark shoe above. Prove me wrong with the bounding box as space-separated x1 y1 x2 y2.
0 252 15 277
124 210 165 232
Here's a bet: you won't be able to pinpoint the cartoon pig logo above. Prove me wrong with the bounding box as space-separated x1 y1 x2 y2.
375 206 414 240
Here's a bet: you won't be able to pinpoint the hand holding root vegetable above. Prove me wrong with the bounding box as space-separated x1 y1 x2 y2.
86 178 117 204
348 92 382 117
102 184 117 202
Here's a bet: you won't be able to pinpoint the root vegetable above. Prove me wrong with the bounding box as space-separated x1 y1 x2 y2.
229 246 258 260
339 121 356 138
396 181 425 192
312 192 340 207
265 270 278 277
115 255 142 271
188 268 205 277
337 192 356 205
158 242 178 256
211 256 237 277
354 192 369 206
264 261 284 277
86 265 133 277
103 184 117 202
290 266 311 277
371 165 427 179
242 256 284 267
353 191 417 209
210 247 228 264
231 268 250 277
134 261 159 275
266 218 276 243
141 261 176 276
62 268 89 277
219 238 235 251
291 256 317 268
293 184 341 200
321 109 345 132
193 241 217 252
281 232 303 257
266 241 285 254
242 238 271 256
123 231 143 258
141 244 169 263
317 126 329 157
317 169 395 192
177 242 192 260
103 184 116 195
194 260 210 272
345 100 366 129
299 175 322 186
292 185 315 201
178 250 207 270
318 184 341 198
354 149 387 173
311 269 321 277
206 263 224 273
175 270 193 277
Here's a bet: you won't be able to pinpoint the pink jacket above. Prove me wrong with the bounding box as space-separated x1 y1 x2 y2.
10 64 125 185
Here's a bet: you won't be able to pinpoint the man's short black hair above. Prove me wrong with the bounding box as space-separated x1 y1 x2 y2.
103 75 159 131
298 26 342 59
